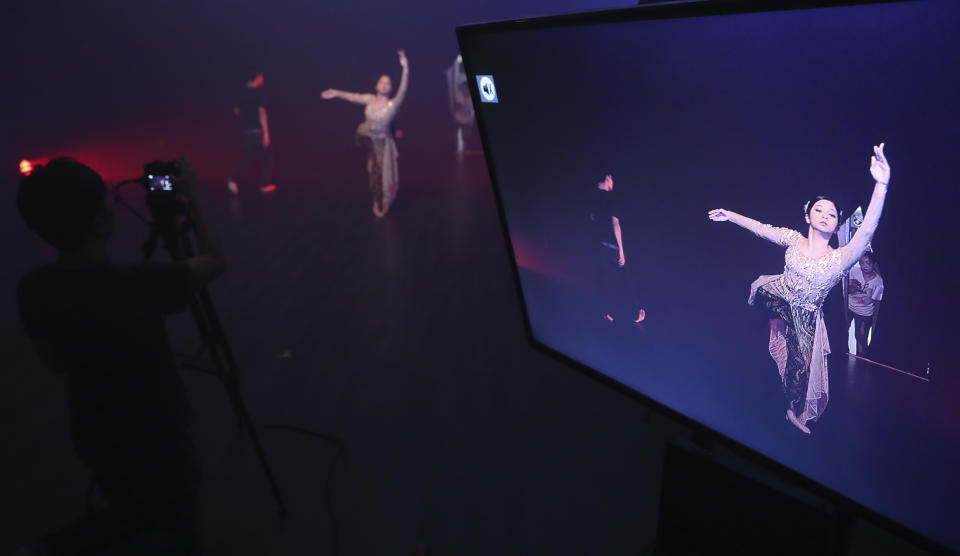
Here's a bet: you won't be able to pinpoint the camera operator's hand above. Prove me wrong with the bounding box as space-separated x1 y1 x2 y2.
171 157 226 290
174 158 200 200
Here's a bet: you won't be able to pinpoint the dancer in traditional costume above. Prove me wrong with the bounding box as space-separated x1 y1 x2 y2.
323 50 409 217
708 143 890 434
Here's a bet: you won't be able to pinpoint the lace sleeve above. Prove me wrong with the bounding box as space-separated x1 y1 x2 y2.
839 181 888 270
338 91 373 105
392 65 409 107
754 224 802 247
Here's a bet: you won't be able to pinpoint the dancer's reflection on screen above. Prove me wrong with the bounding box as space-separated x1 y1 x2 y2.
588 174 645 326
708 143 890 434
847 251 884 356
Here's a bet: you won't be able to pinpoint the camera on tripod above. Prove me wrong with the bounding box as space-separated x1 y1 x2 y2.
140 160 189 224
109 157 288 517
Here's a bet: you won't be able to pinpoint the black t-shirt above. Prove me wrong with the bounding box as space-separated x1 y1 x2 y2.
590 187 619 248
236 86 264 131
18 261 193 463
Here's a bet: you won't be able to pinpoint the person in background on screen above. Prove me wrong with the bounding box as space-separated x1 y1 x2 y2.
228 70 276 195
322 49 409 217
589 174 645 326
707 143 890 434
847 250 884 356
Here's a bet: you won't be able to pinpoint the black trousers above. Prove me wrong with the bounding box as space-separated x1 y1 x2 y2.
230 129 274 189
595 245 640 321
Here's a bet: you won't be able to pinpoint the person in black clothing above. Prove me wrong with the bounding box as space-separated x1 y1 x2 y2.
588 174 645 325
228 70 275 195
14 157 225 555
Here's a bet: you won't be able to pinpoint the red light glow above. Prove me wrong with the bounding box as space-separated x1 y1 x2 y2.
19 159 34 176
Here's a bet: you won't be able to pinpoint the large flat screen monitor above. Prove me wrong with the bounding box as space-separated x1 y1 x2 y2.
458 0 959 551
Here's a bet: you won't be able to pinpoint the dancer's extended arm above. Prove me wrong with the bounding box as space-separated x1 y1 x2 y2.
708 208 797 247
321 89 373 104
393 49 409 106
840 143 890 270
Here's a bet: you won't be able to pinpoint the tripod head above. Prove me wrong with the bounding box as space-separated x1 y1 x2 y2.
113 160 196 262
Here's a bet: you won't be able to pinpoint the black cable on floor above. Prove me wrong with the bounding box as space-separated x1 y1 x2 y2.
256 422 345 556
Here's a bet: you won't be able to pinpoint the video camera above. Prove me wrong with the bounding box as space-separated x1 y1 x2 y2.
139 160 189 225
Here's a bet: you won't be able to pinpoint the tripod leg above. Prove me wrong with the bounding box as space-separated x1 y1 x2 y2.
185 290 287 518
163 207 287 517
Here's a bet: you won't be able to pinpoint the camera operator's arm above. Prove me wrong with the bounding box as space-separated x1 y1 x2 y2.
258 107 270 147
176 159 225 290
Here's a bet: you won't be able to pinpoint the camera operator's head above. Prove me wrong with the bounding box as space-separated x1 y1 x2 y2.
18 157 114 258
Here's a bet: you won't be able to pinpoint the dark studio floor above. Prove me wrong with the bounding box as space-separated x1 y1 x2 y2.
0 145 937 555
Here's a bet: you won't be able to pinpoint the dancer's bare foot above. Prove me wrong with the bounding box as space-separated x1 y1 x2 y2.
604 314 614 322
786 410 811 434
373 202 385 217
634 309 646 324
227 179 239 195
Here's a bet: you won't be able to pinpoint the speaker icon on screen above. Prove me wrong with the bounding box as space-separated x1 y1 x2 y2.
476 75 499 103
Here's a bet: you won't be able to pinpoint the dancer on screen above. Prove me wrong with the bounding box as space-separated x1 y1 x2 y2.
322 49 409 217
708 143 890 434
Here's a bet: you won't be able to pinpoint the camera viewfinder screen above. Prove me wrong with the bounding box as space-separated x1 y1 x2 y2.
148 174 174 191
459 0 960 550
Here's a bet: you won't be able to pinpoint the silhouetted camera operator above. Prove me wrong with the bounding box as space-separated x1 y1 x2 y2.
15 158 224 555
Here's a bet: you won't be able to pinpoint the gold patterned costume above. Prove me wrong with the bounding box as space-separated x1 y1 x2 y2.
345 65 409 211
748 225 846 425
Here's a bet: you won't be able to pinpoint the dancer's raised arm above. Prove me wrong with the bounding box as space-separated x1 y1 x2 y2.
393 49 409 106
708 208 798 247
321 89 373 104
840 143 890 270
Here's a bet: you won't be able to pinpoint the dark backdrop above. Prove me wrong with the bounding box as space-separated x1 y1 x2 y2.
2 0 622 183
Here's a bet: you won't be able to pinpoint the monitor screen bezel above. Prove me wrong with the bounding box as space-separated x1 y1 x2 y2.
455 1 949 553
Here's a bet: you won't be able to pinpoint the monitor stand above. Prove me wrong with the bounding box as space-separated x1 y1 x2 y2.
652 438 851 555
